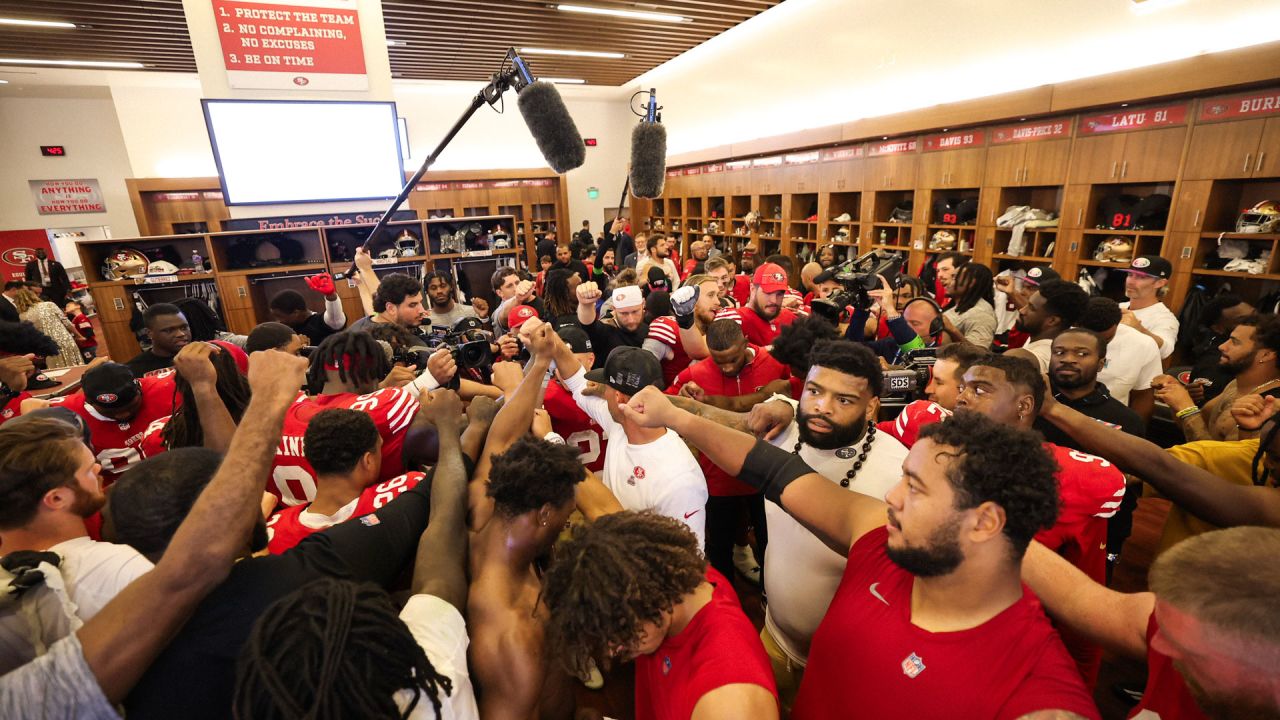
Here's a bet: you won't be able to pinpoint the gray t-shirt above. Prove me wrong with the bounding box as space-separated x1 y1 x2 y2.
348 315 429 347
427 304 477 334
0 632 119 719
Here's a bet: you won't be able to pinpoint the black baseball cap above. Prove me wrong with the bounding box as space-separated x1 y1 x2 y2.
556 325 593 354
1120 255 1172 280
1022 266 1061 286
645 265 670 294
584 346 663 396
82 362 140 409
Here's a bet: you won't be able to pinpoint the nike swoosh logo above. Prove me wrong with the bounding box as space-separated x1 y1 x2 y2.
684 510 700 519
869 582 889 606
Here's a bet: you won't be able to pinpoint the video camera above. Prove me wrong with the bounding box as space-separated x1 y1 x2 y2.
880 348 937 404
810 250 905 323
414 317 495 374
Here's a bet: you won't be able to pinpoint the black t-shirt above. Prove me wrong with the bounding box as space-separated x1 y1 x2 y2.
1188 328 1233 403
1035 383 1146 449
536 238 558 263
295 311 340 346
125 349 174 377
553 259 591 285
582 318 648 369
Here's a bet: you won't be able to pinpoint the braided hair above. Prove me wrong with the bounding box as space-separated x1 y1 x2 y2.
233 578 452 720
173 297 227 341
948 262 995 314
543 268 577 318
305 330 390 395
162 347 251 450
1252 419 1280 487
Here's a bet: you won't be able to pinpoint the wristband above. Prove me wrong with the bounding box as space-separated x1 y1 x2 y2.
737 439 817 505
1175 406 1201 419
543 431 566 445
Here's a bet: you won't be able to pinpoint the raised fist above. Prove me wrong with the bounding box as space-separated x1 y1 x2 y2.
305 272 337 298
671 285 699 329
577 281 602 305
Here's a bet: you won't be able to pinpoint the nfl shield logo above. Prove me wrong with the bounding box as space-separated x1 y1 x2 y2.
901 652 925 679
662 657 672 675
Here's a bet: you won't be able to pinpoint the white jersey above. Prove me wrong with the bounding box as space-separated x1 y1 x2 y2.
1120 300 1179 359
763 395 908 666
562 369 708 548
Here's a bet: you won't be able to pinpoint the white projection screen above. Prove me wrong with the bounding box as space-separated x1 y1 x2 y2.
202 99 406 205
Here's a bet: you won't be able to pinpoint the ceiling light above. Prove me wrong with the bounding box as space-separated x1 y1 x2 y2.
0 80 8 84
541 77 587 84
0 57 144 68
519 47 624 59
0 18 77 29
556 4 688 23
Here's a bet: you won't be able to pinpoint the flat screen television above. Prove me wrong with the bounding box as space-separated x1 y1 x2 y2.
201 99 405 205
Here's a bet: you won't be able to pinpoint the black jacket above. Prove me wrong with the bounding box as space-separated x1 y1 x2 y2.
25 258 70 300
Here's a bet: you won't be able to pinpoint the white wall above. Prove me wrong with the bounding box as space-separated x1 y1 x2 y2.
0 91 140 245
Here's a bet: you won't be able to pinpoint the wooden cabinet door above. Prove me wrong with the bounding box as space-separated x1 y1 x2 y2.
1169 179 1212 233
918 152 949 188
882 154 918 190
819 158 862 192
1119 126 1186 182
1059 185 1092 229
1183 119 1265 180
983 144 1024 187
1252 118 1280 177
1021 139 1072 186
703 172 726 196
725 168 750 195
781 164 818 193
752 166 782 194
1068 134 1126 184
946 147 986 188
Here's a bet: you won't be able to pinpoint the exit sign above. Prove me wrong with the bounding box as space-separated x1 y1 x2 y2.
40 145 66 157
584 138 598 147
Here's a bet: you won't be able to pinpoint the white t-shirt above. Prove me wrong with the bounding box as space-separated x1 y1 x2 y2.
1120 301 1179 359
563 368 708 548
1099 323 1163 406
1022 338 1052 373
762 396 908 666
636 256 679 286
395 594 480 720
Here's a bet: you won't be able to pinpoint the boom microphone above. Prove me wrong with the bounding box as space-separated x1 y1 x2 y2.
629 88 667 199
517 81 587 174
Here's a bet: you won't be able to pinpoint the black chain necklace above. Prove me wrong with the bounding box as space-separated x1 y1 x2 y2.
792 421 876 488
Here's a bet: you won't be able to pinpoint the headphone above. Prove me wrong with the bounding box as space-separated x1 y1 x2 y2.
902 296 945 338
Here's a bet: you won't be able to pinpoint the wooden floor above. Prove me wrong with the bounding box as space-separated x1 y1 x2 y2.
572 497 1172 720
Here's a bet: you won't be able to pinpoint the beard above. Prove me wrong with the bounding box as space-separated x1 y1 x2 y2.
885 511 965 577
1180 666 1280 720
69 482 106 518
796 409 866 450
1220 351 1256 376
1051 366 1094 390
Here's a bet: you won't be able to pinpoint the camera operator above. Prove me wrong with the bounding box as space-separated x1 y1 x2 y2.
841 275 938 366
349 272 429 347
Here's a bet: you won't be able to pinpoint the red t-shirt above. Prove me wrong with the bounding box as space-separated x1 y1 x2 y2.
714 306 797 347
635 567 778 720
265 471 425 554
543 379 607 474
49 370 181 485
270 387 420 507
1 391 31 427
877 400 951 448
793 527 1098 720
667 346 791 496
1129 613 1207 720
646 315 695 389
731 275 752 307
70 312 96 349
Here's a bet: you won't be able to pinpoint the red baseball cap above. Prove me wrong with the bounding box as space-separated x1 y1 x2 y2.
752 263 789 293
210 340 250 375
509 304 538 330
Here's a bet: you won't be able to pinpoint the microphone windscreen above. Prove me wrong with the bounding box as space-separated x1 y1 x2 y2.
629 121 667 199
517 81 586 174
375 339 396 364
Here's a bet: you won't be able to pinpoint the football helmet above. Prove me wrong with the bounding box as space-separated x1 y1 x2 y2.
1237 201 1280 234
1094 237 1134 263
394 229 420 257
146 260 180 276
929 230 956 251
102 247 149 280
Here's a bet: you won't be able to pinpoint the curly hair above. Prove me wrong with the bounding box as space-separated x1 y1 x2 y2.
918 410 1060 557
267 289 308 315
0 417 83 529
372 273 422 313
706 318 745 352
949 262 995 315
1238 313 1280 369
486 435 584 517
970 353 1047 415
1037 279 1089 328
303 409 380 476
306 330 391 395
542 268 577 318
541 511 706 676
234 578 452 720
1077 296 1122 333
0 319 59 356
163 346 251 450
769 315 839 374
810 340 884 396
107 447 225 561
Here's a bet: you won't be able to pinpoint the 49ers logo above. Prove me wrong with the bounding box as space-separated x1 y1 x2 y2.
633 466 645 479
1 248 37 266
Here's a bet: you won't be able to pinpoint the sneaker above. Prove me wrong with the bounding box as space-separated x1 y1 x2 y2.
833 213 852 222
733 544 762 586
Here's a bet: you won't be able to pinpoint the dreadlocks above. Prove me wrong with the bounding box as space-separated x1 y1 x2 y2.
540 511 707 677
948 262 995 315
162 347 251 450
173 297 227 341
1252 419 1280 487
305 330 390 395
543 268 577 318
234 578 452 720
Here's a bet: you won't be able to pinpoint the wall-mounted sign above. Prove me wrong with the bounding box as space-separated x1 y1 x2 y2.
784 151 820 165
0 230 54 281
1198 87 1280 122
868 138 918 156
587 187 599 199
682 167 702 176
820 145 864 162
1078 102 1189 135
40 145 66 157
703 163 725 174
222 209 416 231
412 178 554 192
211 0 367 90
990 118 1073 144
923 130 986 151
29 179 107 215
751 156 784 167
726 160 753 171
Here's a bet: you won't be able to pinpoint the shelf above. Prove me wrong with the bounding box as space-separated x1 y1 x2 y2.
88 273 217 289
926 224 979 231
222 263 327 277
1190 269 1280 280
872 244 912 252
1199 232 1280 241
1081 229 1165 237
1077 259 1134 268
871 222 913 228
993 254 1055 262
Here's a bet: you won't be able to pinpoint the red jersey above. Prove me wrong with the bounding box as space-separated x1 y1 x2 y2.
635 567 777 720
668 346 791 496
138 414 170 458
49 370 180 485
266 471 425 554
731 274 751 306
877 400 951 448
793 527 1098 720
714 306 796 347
543 379 607 473
646 315 695 389
69 312 96 349
1129 613 1206 720
270 387 420 506
1 391 30 427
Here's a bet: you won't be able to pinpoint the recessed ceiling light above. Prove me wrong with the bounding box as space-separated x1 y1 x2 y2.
519 47 624 59
0 79 8 84
0 18 76 29
556 4 688 23
0 57 144 68
882 136 888 140
541 77 587 84
1120 103 1129 107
